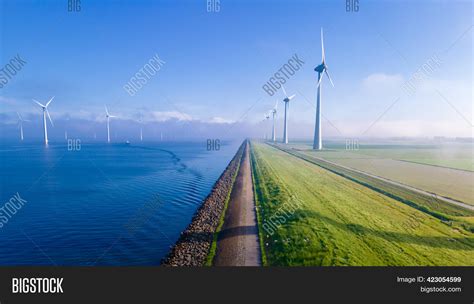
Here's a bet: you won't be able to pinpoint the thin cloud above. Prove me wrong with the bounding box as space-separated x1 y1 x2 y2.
362 73 404 92
207 117 235 124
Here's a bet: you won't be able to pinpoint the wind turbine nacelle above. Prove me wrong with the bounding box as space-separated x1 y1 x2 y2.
314 64 325 73
283 98 291 103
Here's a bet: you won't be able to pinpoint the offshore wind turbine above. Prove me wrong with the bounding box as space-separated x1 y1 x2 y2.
138 115 143 141
105 105 116 143
313 28 334 150
33 97 54 145
16 112 29 141
271 101 277 142
281 85 296 144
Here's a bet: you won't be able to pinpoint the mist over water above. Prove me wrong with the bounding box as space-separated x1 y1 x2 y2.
0 141 240 265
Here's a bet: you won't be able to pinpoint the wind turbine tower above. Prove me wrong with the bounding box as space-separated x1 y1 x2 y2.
271 101 277 142
281 86 296 144
33 97 54 145
263 113 270 140
105 105 116 143
313 28 334 150
138 116 143 141
17 112 28 141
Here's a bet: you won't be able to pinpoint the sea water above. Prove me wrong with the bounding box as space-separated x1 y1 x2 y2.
0 141 240 265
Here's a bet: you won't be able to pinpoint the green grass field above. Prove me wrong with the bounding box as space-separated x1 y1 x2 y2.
251 141 474 266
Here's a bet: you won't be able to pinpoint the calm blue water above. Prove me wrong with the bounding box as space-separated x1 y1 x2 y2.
0 141 240 265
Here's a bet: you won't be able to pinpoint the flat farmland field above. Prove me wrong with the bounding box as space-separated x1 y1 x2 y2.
302 150 474 206
289 141 474 172
250 142 474 266
349 145 473 172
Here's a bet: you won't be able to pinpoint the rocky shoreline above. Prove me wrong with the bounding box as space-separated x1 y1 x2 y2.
161 140 247 266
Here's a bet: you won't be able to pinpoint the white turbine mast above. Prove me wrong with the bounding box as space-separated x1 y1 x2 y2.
33 97 54 145
17 112 29 141
138 115 143 141
314 28 334 150
105 105 116 143
271 101 277 142
263 112 270 140
281 85 296 144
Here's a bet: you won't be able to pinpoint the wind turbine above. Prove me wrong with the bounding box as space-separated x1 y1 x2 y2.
281 85 296 144
313 28 334 150
33 97 54 145
263 113 270 140
138 115 143 141
16 112 29 141
271 101 277 142
105 105 116 143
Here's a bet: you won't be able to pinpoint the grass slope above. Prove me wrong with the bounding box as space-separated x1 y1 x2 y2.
251 141 474 266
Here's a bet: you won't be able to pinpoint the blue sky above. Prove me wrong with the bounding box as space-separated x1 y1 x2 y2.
0 0 472 141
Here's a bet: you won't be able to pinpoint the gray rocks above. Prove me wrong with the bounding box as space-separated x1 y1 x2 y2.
161 140 246 266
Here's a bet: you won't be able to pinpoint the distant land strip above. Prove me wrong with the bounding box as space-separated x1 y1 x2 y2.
395 159 474 173
161 140 247 266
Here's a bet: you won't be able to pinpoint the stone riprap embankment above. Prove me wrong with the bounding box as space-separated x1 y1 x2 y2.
161 140 246 266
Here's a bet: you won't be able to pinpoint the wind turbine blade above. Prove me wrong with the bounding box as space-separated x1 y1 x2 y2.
45 96 55 107
325 69 335 87
321 28 325 62
105 105 110 116
33 99 46 108
46 110 54 126
281 85 288 97
17 112 22 120
274 101 278 110
317 74 323 87
288 94 296 100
